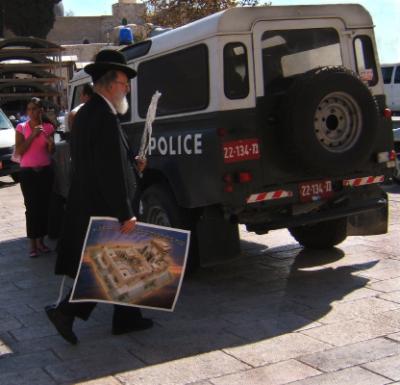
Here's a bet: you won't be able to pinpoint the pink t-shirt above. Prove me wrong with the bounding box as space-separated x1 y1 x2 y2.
16 121 54 168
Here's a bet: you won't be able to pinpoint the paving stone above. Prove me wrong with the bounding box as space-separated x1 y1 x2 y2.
116 351 250 385
368 277 400 293
387 332 400 342
127 328 245 365
223 332 330 366
353 258 400 280
299 297 400 324
299 337 400 372
67 377 122 385
223 313 321 341
184 382 213 385
301 318 400 346
210 359 320 385
284 366 390 385
363 309 400 328
0 303 36 317
0 368 56 385
363 354 400 381
45 350 144 383
0 317 22 333
380 291 400 304
0 350 60 374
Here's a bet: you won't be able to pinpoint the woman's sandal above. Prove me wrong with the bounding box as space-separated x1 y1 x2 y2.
29 250 38 258
37 245 51 254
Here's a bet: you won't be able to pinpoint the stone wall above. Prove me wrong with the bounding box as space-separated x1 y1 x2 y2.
47 16 116 45
47 2 146 46
112 2 146 25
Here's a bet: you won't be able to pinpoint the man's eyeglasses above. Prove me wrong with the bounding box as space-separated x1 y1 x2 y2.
113 80 130 90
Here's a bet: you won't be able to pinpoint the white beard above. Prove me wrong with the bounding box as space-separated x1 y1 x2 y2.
115 94 129 115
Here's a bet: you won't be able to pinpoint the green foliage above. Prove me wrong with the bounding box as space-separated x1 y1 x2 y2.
144 0 260 29
2 0 56 39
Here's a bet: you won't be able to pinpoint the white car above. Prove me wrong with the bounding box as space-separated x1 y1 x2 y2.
0 109 20 181
382 63 400 113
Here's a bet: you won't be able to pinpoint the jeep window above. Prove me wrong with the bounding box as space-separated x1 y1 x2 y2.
138 44 209 118
382 66 394 84
71 84 85 109
395 66 400 84
261 28 341 94
354 36 378 86
224 43 249 99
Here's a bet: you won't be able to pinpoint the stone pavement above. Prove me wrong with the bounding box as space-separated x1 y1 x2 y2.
1 175 400 385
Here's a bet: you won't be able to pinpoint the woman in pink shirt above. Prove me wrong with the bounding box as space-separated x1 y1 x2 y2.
15 98 55 257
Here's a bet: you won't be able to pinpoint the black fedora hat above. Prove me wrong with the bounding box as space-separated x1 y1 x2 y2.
84 49 136 82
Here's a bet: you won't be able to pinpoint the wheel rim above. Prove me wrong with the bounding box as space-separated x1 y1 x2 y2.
146 204 171 226
314 91 362 153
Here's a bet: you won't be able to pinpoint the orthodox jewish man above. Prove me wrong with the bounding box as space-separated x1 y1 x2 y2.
45 50 152 344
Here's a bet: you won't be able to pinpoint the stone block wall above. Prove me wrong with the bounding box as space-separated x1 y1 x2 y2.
47 16 116 45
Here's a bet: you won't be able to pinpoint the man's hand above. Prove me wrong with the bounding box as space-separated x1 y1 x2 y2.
120 216 137 234
135 156 147 173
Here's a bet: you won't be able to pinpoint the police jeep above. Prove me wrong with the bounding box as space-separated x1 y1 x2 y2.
68 4 395 267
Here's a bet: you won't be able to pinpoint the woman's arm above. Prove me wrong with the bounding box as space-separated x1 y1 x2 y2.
45 133 55 154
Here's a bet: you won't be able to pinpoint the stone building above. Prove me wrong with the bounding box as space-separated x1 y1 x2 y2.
46 0 145 46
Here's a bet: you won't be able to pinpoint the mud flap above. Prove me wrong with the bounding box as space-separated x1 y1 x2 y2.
196 206 241 266
347 194 388 236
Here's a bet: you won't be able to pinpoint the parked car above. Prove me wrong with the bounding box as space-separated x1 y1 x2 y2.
382 63 400 114
0 108 20 181
62 5 395 268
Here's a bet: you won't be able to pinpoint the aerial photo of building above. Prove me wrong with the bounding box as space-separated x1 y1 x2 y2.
90 238 173 304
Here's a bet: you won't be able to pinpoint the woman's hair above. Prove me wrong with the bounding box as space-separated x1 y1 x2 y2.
28 97 44 109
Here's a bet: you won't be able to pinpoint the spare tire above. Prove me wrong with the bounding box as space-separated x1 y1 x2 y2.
280 66 379 174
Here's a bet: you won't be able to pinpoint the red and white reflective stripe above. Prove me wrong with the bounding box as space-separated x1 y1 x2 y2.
247 190 293 204
343 175 384 187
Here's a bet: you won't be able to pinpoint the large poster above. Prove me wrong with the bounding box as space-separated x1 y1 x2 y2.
70 217 190 311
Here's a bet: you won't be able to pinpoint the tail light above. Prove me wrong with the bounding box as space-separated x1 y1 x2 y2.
383 108 392 119
238 171 252 183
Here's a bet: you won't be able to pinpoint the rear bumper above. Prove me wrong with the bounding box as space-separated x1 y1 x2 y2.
243 185 388 234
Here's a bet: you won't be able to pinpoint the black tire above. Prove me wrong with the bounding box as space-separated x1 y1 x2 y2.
280 66 379 174
289 217 347 249
140 183 199 271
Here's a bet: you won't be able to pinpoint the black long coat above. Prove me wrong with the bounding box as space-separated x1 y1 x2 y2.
55 94 137 278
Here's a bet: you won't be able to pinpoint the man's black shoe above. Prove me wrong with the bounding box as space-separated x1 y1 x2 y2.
45 305 78 345
112 318 153 335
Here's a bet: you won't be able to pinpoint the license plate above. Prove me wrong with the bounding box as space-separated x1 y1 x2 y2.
223 139 260 163
299 180 333 202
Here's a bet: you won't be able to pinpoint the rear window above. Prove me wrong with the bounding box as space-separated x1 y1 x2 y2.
137 44 209 118
382 66 394 84
224 43 249 99
260 28 342 94
353 36 378 86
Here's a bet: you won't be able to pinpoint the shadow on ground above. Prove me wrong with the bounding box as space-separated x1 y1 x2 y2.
0 234 380 383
